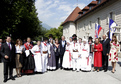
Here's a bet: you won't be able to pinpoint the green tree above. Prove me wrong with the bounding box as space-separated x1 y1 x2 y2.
44 24 63 40
0 0 42 40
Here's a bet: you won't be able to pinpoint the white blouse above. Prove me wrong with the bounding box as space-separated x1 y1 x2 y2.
15 45 24 53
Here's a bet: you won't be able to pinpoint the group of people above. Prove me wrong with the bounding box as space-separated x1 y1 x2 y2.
0 33 120 83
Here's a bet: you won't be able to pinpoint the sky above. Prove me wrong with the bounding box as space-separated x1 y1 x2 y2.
35 0 94 28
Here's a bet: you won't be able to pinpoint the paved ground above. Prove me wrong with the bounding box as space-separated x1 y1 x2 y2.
0 58 121 84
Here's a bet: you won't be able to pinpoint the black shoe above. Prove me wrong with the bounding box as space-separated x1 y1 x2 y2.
3 79 8 83
111 71 115 73
10 77 15 80
104 70 107 72
60 67 63 70
102 68 105 70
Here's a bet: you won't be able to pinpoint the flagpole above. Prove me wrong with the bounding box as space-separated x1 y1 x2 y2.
77 0 78 6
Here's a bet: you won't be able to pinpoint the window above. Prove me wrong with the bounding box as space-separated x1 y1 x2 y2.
107 12 115 24
97 18 101 25
110 12 113 19
89 6 93 10
83 11 86 14
110 12 115 20
98 0 102 4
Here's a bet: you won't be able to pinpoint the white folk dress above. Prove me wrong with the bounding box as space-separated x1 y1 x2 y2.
109 42 119 62
31 45 42 72
62 45 72 68
77 43 82 70
80 43 90 71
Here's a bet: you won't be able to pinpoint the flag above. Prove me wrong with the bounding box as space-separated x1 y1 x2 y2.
109 19 117 40
95 23 102 38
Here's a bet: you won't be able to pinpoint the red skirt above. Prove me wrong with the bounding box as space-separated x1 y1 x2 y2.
22 70 34 74
94 52 102 67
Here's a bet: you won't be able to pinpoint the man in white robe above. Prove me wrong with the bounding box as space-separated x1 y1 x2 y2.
31 41 42 72
71 38 81 72
41 38 48 73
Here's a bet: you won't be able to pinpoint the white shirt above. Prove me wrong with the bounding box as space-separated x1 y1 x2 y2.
15 45 24 53
31 45 42 55
41 42 48 52
48 43 53 54
62 40 65 47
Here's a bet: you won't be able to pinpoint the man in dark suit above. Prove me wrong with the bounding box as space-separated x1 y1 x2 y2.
101 35 110 72
0 36 16 82
59 36 66 69
0 38 3 63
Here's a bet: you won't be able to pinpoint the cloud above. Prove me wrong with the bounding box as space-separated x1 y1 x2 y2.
35 0 88 28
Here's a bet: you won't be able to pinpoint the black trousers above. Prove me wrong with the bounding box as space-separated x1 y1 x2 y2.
56 56 59 69
102 54 108 70
60 55 64 68
0 55 2 63
4 62 13 80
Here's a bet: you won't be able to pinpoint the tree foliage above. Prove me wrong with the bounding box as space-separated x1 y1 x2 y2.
0 0 42 40
44 25 63 40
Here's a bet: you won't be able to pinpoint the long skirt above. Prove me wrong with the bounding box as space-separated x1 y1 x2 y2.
34 53 42 72
62 51 72 68
47 51 56 70
15 53 22 69
80 51 90 71
94 51 102 67
22 52 35 74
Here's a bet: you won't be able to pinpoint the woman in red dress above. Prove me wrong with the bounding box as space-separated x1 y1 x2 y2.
94 38 103 72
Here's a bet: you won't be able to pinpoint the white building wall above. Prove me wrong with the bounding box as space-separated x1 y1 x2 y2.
63 23 70 40
76 0 121 40
63 22 76 40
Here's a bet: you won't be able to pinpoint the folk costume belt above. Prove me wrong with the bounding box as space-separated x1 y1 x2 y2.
35 51 40 53
73 50 78 52
43 51 48 54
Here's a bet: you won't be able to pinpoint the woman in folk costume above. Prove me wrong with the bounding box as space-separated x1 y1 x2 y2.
80 39 90 71
71 38 81 72
62 40 72 69
31 41 42 72
109 36 119 73
77 38 82 70
88 37 94 71
22 37 35 74
94 38 103 72
47 39 56 70
41 37 48 73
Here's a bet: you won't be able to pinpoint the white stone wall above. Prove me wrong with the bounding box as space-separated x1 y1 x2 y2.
63 22 76 40
63 23 70 40
76 0 121 40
